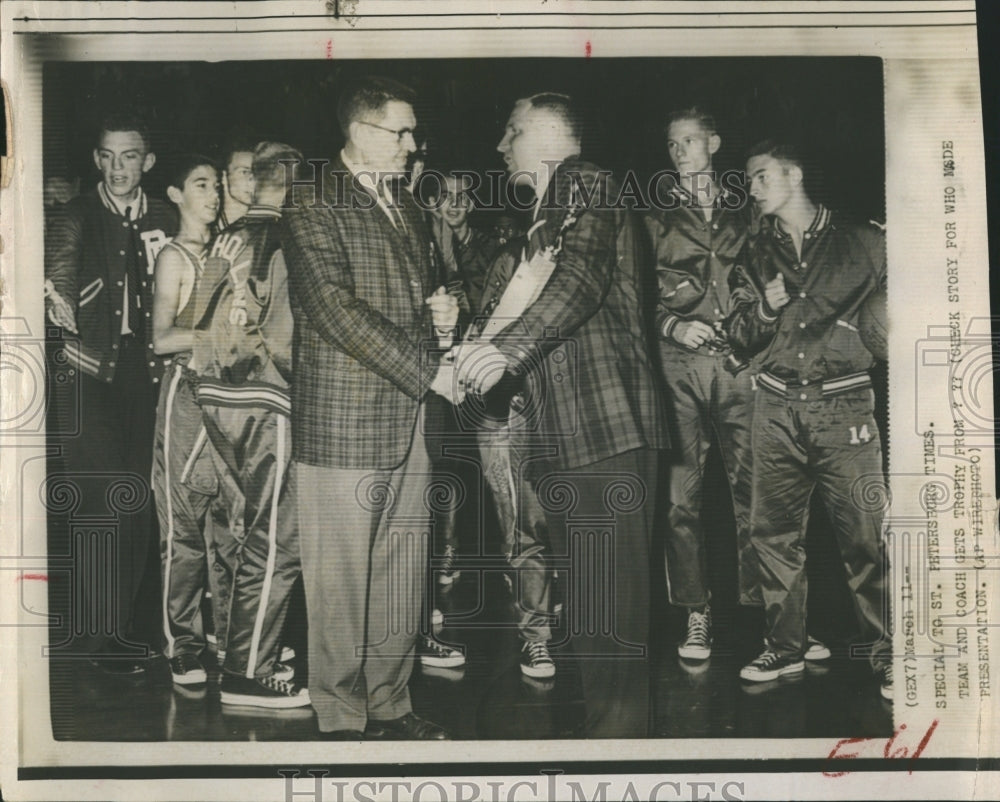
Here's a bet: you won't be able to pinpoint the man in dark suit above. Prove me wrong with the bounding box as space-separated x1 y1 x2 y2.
453 93 669 737
281 77 457 740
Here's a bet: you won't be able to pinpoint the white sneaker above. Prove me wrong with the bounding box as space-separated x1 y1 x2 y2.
805 636 831 661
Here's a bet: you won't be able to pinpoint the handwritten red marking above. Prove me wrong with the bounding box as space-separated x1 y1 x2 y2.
326 39 333 59
824 720 938 777
19 573 48 581
585 40 592 58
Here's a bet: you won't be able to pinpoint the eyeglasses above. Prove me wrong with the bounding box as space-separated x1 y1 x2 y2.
358 120 417 142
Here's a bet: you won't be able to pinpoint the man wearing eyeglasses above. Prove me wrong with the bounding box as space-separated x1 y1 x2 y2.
281 76 458 741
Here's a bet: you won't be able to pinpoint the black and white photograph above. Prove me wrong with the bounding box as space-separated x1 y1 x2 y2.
40 55 893 743
1 2 996 801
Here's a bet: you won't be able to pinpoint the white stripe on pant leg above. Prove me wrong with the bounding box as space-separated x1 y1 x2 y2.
246 413 284 678
161 364 184 658
179 425 208 485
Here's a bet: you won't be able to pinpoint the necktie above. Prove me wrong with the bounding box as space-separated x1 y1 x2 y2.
382 181 407 232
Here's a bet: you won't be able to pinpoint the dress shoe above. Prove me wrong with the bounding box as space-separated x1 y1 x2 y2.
318 729 365 741
87 656 146 676
365 713 450 740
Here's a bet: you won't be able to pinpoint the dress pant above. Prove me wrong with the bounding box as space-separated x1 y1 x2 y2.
46 335 157 657
659 346 757 607
535 447 658 738
749 386 891 669
296 411 431 732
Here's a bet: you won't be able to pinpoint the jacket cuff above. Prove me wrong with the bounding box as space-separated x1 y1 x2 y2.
660 314 681 341
757 301 779 323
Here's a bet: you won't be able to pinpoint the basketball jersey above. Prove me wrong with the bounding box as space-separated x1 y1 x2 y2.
192 208 293 409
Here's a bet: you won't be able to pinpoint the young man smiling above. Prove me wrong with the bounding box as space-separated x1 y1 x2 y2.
150 155 233 690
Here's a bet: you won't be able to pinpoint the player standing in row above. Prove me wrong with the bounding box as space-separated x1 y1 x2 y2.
192 142 310 707
45 114 176 672
727 140 892 699
645 108 759 661
150 155 222 685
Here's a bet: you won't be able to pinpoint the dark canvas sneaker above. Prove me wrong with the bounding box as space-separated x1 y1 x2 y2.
520 640 556 678
220 674 311 708
739 649 805 682
804 636 832 661
272 661 295 682
878 663 893 701
419 636 465 669
170 653 207 685
677 606 712 661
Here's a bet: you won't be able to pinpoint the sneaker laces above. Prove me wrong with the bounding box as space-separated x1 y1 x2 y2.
684 610 710 647
174 653 201 672
259 674 300 695
441 545 457 574
422 636 457 658
524 640 552 664
751 649 780 670
881 663 893 685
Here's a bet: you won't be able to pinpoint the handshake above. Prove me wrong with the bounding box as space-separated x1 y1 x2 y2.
424 284 509 405
430 341 509 405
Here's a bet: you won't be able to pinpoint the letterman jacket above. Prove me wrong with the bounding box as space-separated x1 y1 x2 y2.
44 184 177 383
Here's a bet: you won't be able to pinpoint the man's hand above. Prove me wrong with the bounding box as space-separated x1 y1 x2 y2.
449 341 508 395
671 320 716 349
430 360 465 405
44 281 78 333
426 285 459 331
764 273 790 311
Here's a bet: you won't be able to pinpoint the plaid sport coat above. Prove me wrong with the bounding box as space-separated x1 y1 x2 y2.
281 156 440 470
491 158 669 473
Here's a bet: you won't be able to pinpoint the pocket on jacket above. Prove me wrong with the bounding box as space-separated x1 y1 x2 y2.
78 277 104 308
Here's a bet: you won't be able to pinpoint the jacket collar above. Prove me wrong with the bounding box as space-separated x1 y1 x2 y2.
244 204 283 220
97 182 148 219
764 203 832 239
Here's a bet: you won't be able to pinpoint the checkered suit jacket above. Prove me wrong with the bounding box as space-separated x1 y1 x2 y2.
491 158 669 472
281 155 440 470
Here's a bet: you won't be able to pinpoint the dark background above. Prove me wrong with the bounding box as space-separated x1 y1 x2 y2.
43 57 885 224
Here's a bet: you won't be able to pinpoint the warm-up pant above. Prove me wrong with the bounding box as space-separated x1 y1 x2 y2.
749 384 891 670
479 419 553 643
152 362 220 659
659 347 757 607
